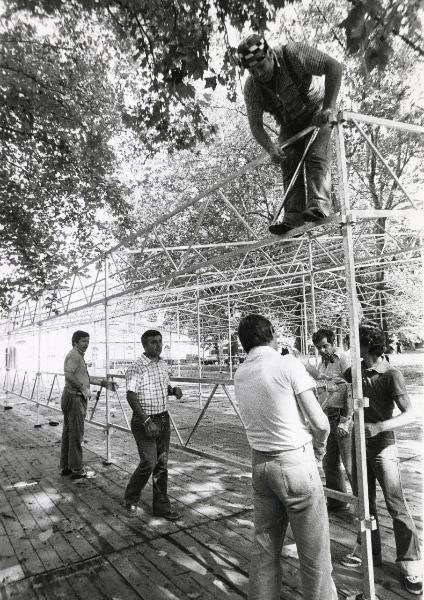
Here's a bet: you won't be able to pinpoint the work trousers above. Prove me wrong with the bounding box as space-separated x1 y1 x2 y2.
124 411 171 515
60 390 87 472
249 442 337 600
352 439 422 575
279 123 332 227
324 408 353 510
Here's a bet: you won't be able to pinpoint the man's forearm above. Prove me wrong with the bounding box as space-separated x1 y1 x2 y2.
248 119 276 154
126 391 149 421
379 410 414 433
322 61 342 109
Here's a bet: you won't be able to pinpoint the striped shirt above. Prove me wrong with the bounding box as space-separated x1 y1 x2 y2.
243 42 329 126
126 354 170 415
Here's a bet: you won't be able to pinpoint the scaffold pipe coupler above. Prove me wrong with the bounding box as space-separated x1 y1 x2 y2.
353 396 369 409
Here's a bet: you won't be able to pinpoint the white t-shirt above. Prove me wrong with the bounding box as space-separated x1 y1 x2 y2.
234 346 315 451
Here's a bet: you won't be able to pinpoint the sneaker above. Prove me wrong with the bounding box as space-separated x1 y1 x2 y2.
341 547 382 569
125 504 138 516
71 467 95 480
341 551 362 569
153 509 181 522
403 575 423 595
302 207 327 222
61 468 72 476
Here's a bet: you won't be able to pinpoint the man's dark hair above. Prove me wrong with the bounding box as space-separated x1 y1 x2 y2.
72 330 89 346
237 314 274 353
358 325 385 356
141 329 162 345
312 328 335 346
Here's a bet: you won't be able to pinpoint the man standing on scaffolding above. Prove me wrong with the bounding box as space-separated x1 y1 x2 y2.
237 34 343 235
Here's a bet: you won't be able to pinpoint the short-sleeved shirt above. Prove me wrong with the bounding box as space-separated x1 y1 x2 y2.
234 346 316 452
243 42 328 128
345 358 406 453
317 348 351 409
63 347 90 392
126 354 170 415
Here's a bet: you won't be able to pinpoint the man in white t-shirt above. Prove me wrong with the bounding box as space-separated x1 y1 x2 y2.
234 314 337 600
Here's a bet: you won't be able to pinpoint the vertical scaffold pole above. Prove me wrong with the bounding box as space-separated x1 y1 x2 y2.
176 306 181 377
133 298 137 360
34 299 42 428
308 240 319 366
4 314 11 409
335 117 375 600
302 276 308 355
196 280 202 408
227 288 233 379
104 257 112 465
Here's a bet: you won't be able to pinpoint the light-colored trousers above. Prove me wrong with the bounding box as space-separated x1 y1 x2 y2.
249 442 337 600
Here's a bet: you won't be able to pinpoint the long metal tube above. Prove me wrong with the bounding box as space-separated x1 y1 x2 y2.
335 120 375 600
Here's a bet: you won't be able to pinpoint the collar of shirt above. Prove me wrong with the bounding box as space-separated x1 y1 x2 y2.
138 353 165 367
365 357 391 374
246 345 277 361
322 346 343 366
75 347 85 357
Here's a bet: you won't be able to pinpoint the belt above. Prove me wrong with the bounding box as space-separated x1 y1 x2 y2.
149 411 168 419
254 441 311 456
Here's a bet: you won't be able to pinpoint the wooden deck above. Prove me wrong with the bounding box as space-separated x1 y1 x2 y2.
0 394 422 600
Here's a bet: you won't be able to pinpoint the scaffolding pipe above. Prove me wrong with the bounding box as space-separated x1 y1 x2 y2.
302 276 308 354
176 306 181 377
335 120 376 600
104 257 112 464
227 288 233 379
196 281 202 408
308 240 319 366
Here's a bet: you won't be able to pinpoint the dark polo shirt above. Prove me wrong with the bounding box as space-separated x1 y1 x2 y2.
345 359 408 456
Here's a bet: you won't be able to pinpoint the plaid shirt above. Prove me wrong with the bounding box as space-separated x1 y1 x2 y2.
126 354 170 415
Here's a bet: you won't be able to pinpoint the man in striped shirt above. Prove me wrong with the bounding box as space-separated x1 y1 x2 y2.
124 329 183 520
237 34 343 235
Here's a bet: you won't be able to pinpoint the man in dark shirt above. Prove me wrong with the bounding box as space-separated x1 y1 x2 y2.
342 325 422 596
237 34 342 235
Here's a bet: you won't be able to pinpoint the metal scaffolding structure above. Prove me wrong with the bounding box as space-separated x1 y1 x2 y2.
1 111 423 600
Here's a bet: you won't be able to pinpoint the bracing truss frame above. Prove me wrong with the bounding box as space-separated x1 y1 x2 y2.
1 111 423 600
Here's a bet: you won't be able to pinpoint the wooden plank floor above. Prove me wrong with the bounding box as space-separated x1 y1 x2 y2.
0 394 422 599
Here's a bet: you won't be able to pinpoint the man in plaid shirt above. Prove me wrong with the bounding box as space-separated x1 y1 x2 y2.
237 33 343 235
124 329 182 520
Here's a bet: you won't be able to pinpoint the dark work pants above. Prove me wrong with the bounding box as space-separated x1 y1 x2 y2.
124 411 171 514
279 124 332 227
352 439 421 574
60 390 87 472
324 408 353 510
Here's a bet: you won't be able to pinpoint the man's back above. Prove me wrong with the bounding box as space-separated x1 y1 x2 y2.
235 346 314 452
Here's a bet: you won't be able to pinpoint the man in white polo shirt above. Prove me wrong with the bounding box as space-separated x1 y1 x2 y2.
234 314 337 600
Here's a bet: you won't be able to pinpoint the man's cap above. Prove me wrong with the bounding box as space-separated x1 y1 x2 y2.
237 34 269 68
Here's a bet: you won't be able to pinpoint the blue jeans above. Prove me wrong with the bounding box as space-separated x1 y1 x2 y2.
124 411 171 514
60 390 87 472
324 408 353 509
249 442 337 600
279 124 332 227
352 439 422 576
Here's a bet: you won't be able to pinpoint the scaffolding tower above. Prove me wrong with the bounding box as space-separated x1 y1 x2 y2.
1 111 423 600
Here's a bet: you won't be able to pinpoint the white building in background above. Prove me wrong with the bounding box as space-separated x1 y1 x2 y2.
2 318 199 375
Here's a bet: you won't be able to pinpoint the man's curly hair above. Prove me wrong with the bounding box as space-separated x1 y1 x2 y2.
358 325 386 356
